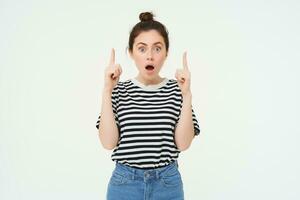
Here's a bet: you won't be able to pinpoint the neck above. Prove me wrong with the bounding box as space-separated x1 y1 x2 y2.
135 75 164 86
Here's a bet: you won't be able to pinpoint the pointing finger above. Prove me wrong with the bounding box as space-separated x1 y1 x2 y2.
109 48 115 66
183 51 188 70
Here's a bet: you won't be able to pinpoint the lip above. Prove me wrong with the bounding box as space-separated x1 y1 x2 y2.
144 64 155 74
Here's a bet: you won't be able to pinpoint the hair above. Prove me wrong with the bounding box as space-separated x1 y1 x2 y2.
128 12 169 53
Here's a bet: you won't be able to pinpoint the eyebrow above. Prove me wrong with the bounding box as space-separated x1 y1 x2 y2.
136 42 163 46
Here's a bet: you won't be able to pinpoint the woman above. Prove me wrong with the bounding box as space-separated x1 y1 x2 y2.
96 11 200 200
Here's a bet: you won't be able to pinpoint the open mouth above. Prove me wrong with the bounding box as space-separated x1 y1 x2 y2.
145 65 155 71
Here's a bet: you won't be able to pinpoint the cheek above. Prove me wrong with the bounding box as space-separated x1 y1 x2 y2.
135 58 145 68
137 58 144 65
132 56 141 63
157 55 166 63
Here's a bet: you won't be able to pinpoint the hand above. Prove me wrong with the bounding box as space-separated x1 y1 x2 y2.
175 52 191 95
104 48 122 91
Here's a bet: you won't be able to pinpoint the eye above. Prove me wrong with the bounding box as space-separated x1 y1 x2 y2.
138 46 146 53
154 46 161 52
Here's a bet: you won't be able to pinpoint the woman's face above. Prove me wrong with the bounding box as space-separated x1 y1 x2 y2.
130 30 168 82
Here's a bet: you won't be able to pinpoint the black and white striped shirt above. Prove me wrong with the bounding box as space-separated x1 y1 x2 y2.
96 78 200 169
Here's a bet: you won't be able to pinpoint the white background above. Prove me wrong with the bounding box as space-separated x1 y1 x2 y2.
1 0 299 199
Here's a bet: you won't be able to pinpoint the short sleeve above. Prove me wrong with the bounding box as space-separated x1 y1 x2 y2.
192 108 200 136
95 86 120 131
95 115 101 130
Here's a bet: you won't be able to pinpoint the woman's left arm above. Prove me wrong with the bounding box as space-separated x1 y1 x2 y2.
174 91 195 151
174 52 195 151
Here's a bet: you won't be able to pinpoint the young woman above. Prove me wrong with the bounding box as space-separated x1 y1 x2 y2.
96 12 200 200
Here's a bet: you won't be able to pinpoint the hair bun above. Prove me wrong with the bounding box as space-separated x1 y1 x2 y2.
139 12 154 22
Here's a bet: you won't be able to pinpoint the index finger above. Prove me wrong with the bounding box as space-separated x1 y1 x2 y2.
109 48 115 65
183 51 188 69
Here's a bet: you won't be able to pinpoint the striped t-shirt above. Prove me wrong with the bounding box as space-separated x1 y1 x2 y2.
96 78 200 169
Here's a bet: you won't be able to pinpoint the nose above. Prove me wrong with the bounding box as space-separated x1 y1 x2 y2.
146 50 154 61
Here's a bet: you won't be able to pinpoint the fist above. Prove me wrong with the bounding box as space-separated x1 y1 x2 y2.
104 48 122 91
175 52 191 95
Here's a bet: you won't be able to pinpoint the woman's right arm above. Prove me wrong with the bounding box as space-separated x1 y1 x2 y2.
98 88 119 150
98 48 122 150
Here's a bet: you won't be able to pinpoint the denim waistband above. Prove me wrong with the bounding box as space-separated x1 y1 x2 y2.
114 161 179 180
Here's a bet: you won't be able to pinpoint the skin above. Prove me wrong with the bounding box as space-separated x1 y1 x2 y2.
129 30 167 86
99 29 195 151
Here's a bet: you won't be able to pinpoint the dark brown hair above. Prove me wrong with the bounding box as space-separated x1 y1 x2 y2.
128 12 169 53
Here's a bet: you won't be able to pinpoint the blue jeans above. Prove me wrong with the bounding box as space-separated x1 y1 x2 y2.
106 161 184 200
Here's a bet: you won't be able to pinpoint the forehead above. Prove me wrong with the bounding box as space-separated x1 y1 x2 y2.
134 30 165 46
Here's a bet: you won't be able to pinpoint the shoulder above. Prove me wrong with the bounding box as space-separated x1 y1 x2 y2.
167 78 179 85
166 78 180 90
114 79 131 88
111 79 132 93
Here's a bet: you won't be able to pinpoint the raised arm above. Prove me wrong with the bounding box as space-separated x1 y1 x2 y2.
98 48 122 150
